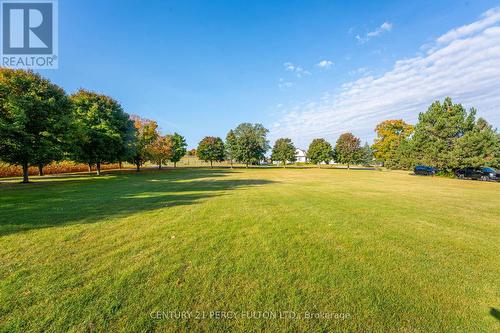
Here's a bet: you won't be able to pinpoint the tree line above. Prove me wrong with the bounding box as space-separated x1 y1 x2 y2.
1 69 498 182
0 68 188 183
372 97 499 172
197 127 373 169
197 98 499 172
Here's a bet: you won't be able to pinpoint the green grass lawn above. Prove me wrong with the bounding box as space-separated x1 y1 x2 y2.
0 168 499 332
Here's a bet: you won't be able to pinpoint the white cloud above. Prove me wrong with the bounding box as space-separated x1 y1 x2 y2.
271 9 500 148
356 22 393 43
317 60 334 69
437 6 500 44
283 62 311 78
284 62 295 71
278 78 294 90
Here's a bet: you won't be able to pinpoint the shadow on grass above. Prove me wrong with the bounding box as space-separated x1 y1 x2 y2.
491 308 500 322
0 168 273 237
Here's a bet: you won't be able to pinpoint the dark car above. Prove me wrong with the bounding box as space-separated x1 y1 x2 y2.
455 167 500 181
414 165 437 176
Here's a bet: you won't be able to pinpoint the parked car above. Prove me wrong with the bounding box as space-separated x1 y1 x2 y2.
414 165 437 176
455 167 500 181
481 167 500 181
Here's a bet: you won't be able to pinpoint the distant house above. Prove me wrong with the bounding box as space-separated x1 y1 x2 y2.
295 149 307 163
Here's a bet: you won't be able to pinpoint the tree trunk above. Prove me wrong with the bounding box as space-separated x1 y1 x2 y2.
246 162 249 168
22 162 29 183
136 161 140 171
174 161 177 168
230 160 233 169
88 163 92 173
210 160 213 168
283 161 286 168
119 161 122 169
347 164 350 170
96 162 101 176
38 163 44 176
158 161 162 170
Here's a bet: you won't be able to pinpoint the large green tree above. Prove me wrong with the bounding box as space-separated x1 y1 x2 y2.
451 118 499 169
335 133 362 169
70 90 134 175
231 123 269 167
391 138 416 170
169 132 187 167
372 119 414 167
271 138 296 167
307 138 333 166
411 97 475 171
197 136 225 168
0 68 71 183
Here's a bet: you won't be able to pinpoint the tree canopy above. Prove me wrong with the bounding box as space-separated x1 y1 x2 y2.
372 119 414 167
225 129 237 168
231 123 269 167
335 133 362 169
148 135 174 169
374 98 499 171
70 90 134 175
0 68 72 182
411 97 476 170
197 136 225 168
271 138 296 167
129 115 159 171
450 118 499 169
169 132 187 167
360 142 374 166
307 139 333 165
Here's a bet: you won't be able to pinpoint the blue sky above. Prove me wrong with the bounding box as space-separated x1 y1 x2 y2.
41 0 500 148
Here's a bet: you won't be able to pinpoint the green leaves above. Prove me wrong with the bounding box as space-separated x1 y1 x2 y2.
0 68 71 182
197 136 225 167
169 133 187 166
271 138 296 166
307 139 333 165
69 90 134 170
372 119 414 165
411 98 482 171
374 98 499 171
230 123 269 166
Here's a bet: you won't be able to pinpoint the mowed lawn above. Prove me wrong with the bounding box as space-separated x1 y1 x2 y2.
0 168 499 332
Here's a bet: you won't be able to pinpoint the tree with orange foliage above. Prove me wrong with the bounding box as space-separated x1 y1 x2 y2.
148 135 174 169
129 115 159 171
372 119 414 166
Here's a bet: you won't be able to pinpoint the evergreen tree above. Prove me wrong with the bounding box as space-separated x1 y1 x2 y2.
360 142 374 166
225 130 237 168
451 118 499 169
411 97 475 171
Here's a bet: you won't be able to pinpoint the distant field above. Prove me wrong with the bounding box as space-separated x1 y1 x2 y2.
0 168 498 332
